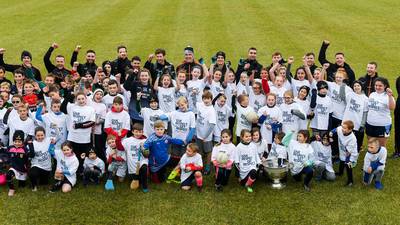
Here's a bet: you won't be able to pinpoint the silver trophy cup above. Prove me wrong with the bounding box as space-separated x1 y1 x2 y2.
263 159 289 189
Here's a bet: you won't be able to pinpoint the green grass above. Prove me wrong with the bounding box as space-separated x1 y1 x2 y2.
1 0 399 224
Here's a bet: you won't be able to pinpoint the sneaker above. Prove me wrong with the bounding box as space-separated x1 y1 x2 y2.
304 184 311 192
391 153 400 159
215 184 223 192
32 186 38 192
246 186 253 193
374 181 383 190
105 179 115 191
142 188 149 193
8 189 15 197
345 182 353 187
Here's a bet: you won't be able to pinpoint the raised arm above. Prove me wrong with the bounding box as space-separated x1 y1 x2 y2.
43 43 58 73
318 40 332 66
269 63 280 83
70 45 81 67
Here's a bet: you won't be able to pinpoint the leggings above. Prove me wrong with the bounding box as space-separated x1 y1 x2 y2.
28 166 50 188
338 161 353 183
239 169 257 186
292 166 314 186
70 141 92 174
353 129 365 152
94 133 107 163
130 164 148 189
6 170 26 190
215 167 232 186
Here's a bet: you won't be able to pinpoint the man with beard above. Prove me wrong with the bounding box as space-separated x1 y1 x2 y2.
304 52 318 75
318 40 355 85
111 45 131 84
235 47 263 82
43 43 71 84
176 46 203 81
145 48 176 84
70 45 97 78
0 48 42 81
359 62 379 96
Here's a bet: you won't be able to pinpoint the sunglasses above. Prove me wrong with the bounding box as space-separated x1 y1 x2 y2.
12 101 20 104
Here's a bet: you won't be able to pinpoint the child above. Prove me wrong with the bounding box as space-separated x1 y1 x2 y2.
286 130 315 191
279 90 305 134
213 94 233 143
196 91 216 175
330 120 358 186
104 135 127 190
8 104 35 145
341 80 368 152
179 143 203 191
104 96 131 150
90 89 107 161
247 81 266 113
234 129 260 193
207 69 225 100
11 69 25 95
211 129 235 191
82 148 105 186
102 80 127 112
0 97 9 145
143 120 184 183
154 74 176 113
309 81 333 137
235 94 257 143
49 141 79 193
267 132 287 166
6 130 31 196
122 123 149 192
66 92 95 173
236 72 249 96
294 85 310 130
160 97 195 163
28 127 54 191
187 65 208 114
362 138 387 190
141 95 167 138
22 80 39 111
311 133 335 181
175 69 188 101
269 75 287 106
251 127 268 161
35 99 67 152
257 93 283 150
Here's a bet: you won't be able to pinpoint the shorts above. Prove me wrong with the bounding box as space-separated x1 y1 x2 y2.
196 139 213 154
365 123 391 138
181 173 195 186
9 168 27 181
108 162 127 178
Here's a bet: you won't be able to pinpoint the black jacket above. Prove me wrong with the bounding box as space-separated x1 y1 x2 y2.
235 59 263 82
70 51 98 77
110 57 131 84
0 54 42 81
144 60 175 84
359 73 379 96
43 47 71 84
318 42 355 85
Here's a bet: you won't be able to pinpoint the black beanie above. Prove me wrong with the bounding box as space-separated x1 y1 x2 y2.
184 46 194 54
13 130 25 142
21 50 32 61
317 81 329 90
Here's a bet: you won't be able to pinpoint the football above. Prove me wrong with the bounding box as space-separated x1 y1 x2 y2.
216 152 229 165
245 111 258 123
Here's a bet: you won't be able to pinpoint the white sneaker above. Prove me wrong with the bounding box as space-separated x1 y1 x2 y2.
8 189 15 197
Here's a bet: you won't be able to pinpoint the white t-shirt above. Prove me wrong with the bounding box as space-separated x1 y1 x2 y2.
294 97 310 130
83 157 105 175
31 138 53 171
179 153 203 182
196 102 217 141
187 79 206 114
67 104 95 143
211 143 236 163
37 111 67 150
236 82 248 96
269 85 287 106
343 91 368 130
310 95 333 130
253 140 268 160
268 143 287 160
175 84 188 102
9 116 35 144
287 140 314 175
168 110 196 140
122 137 148 175
336 126 358 162
158 87 176 113
367 92 392 126
207 80 225 100
363 147 387 172
234 142 261 179
90 101 107 135
291 79 310 97
104 110 131 133
235 104 255 137
279 102 305 133
213 103 232 142
224 82 237 108
102 94 127 112
257 105 282 144
249 91 266 113
141 108 167 138
311 141 334 173
328 82 351 120
55 151 79 186
0 108 9 145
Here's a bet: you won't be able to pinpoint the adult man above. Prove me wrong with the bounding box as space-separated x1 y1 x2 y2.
43 43 71 84
318 40 355 85
0 48 42 81
235 47 263 81
359 62 379 96
111 45 131 84
176 46 203 81
305 52 317 75
144 48 175 84
70 45 98 78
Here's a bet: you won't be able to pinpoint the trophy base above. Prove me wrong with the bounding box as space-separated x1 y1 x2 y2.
270 181 286 189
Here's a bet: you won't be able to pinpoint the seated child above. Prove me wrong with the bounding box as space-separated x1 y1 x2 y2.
83 148 105 186
363 138 387 190
179 143 203 191
267 132 287 166
311 133 335 181
104 135 127 191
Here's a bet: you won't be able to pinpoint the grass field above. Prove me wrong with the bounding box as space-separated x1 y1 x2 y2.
1 0 400 224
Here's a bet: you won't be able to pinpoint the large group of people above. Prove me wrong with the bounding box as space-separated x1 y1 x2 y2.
0 40 398 196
